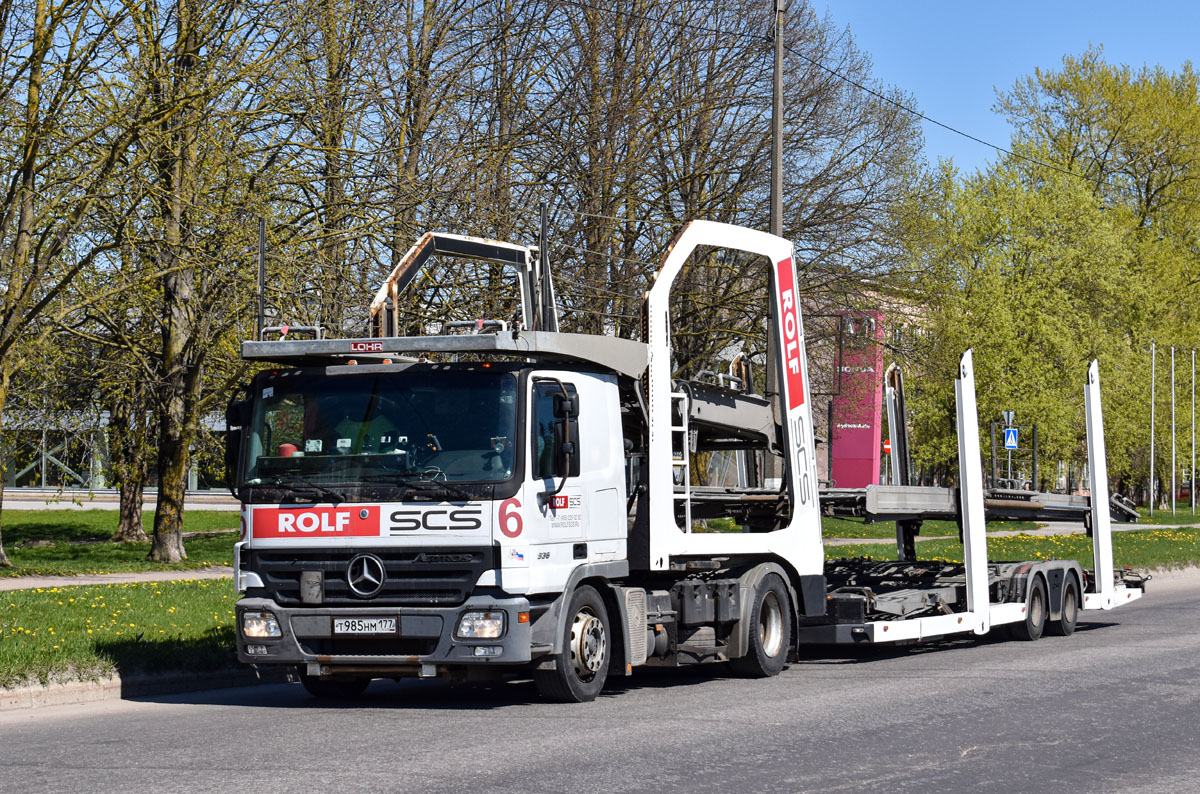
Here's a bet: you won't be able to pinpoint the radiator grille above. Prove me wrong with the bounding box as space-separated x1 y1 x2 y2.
249 547 495 607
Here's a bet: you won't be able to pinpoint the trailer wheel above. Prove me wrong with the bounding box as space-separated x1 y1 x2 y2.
534 585 609 703
298 672 371 700
1010 576 1047 642
1048 575 1079 637
730 573 791 678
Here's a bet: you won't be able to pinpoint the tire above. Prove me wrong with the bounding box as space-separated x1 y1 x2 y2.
730 573 791 678
1010 576 1048 642
1047 575 1079 637
299 671 371 700
534 585 610 703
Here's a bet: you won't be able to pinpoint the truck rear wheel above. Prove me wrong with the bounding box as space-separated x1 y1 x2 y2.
298 671 371 700
1010 576 1047 642
730 573 791 678
534 585 610 703
1048 575 1079 637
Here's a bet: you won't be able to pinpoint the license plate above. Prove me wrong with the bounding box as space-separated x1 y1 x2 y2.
333 617 397 635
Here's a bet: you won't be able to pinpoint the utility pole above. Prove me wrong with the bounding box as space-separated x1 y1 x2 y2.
257 217 266 340
771 0 783 237
765 0 785 488
1150 342 1156 515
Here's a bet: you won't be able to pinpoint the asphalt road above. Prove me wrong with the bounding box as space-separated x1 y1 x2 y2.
2 571 1197 794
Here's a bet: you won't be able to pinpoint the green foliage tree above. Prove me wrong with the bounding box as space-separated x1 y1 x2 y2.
905 48 1199 496
903 156 1138 482
994 46 1200 499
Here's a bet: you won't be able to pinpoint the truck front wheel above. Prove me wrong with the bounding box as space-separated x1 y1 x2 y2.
730 573 791 678
534 585 610 703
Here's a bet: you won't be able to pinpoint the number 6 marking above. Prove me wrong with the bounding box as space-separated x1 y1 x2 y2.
499 498 523 538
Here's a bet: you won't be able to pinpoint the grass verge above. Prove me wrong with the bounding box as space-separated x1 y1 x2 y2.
1132 506 1200 526
3 532 240 577
2 510 240 577
826 526 1200 570
821 517 1039 539
0 579 238 689
4 510 238 544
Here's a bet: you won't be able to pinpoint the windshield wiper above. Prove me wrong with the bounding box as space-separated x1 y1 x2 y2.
352 473 473 501
398 478 475 502
266 477 347 504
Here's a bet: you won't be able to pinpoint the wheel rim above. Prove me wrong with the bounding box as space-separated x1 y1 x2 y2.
1030 586 1045 627
759 591 784 658
1064 585 1076 621
570 607 606 682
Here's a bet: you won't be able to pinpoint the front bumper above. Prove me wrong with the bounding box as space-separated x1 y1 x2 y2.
236 594 533 672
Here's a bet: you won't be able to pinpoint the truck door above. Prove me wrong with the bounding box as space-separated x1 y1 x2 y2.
511 375 626 594
529 378 585 544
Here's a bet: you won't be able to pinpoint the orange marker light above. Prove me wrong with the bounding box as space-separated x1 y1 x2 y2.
517 611 530 624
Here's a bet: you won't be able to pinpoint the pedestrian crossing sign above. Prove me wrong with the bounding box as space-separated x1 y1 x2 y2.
1004 427 1018 450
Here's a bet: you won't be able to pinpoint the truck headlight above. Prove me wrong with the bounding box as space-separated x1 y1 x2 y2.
456 611 505 639
242 611 282 638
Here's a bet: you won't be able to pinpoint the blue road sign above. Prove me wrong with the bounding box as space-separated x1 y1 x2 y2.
1004 427 1019 450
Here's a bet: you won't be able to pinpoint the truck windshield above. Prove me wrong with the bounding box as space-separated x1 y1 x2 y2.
244 370 518 485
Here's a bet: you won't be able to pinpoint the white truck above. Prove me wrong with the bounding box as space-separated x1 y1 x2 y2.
226 221 1146 702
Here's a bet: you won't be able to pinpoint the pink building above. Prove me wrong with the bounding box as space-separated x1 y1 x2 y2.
829 311 884 489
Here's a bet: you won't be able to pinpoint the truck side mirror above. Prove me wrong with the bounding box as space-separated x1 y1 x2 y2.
226 398 250 429
554 419 581 477
224 428 243 498
224 398 249 498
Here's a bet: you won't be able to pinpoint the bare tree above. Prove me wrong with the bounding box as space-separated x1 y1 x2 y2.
0 0 145 564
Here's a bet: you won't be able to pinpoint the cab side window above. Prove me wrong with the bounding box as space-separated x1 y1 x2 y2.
532 382 579 479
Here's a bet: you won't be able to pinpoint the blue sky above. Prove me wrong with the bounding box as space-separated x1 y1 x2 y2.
820 1 1199 175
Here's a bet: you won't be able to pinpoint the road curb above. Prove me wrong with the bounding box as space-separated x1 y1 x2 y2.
0 667 288 712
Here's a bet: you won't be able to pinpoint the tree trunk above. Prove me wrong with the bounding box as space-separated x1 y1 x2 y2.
0 0 42 567
0 359 13 566
115 480 146 542
149 268 197 563
109 384 150 542
0 478 10 568
148 0 198 564
149 403 188 561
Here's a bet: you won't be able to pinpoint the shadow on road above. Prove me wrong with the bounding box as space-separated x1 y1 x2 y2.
131 664 735 711
127 618 1124 709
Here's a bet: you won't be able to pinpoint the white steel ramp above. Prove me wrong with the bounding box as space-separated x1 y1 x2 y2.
1083 360 1144 610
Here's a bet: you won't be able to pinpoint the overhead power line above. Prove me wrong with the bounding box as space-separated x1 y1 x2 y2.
779 39 1200 205
560 0 1198 206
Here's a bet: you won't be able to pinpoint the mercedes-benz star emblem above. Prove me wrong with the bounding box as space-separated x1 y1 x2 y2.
346 554 386 597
